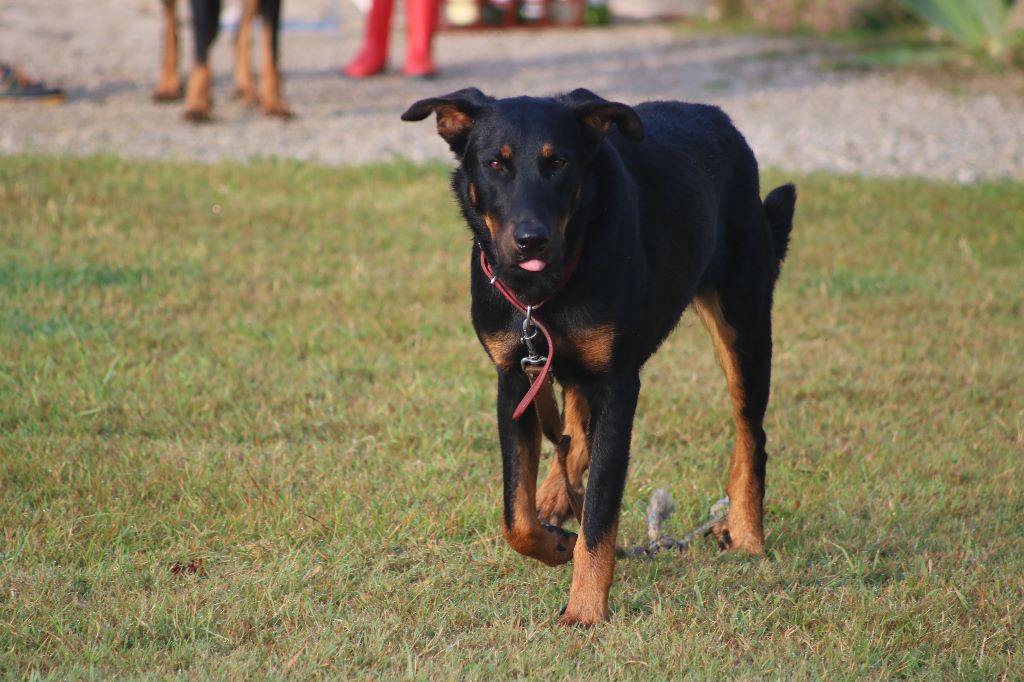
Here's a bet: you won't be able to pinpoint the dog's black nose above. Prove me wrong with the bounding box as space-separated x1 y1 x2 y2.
513 221 549 253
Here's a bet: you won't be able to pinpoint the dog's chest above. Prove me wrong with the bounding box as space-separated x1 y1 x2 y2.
479 324 616 375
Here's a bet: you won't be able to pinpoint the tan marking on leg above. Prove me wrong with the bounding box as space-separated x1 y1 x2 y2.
560 519 617 626
536 458 571 526
480 330 519 373
153 0 183 101
183 64 213 121
258 20 291 118
536 386 590 526
502 429 576 567
566 325 615 373
233 0 257 104
562 388 591 484
693 291 764 554
500 144 513 160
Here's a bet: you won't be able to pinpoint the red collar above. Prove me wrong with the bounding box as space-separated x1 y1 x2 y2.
478 238 584 420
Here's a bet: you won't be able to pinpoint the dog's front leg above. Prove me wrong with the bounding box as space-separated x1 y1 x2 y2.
153 0 183 102
497 372 577 567
255 0 292 118
233 0 258 104
559 374 640 627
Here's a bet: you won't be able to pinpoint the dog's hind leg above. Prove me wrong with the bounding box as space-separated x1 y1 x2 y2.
693 284 774 555
536 386 589 527
696 186 794 554
153 0 183 101
256 0 292 118
233 0 258 104
184 0 221 121
497 373 577 567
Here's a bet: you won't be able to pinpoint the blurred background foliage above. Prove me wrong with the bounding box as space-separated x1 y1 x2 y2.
705 0 1024 65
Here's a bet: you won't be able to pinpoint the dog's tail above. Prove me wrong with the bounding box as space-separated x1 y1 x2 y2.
764 183 797 263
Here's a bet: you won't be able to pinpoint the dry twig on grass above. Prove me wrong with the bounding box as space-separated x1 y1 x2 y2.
618 490 730 558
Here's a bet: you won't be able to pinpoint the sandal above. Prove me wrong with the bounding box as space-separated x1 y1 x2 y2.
0 62 65 104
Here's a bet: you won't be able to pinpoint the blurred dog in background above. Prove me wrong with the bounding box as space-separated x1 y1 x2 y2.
154 0 291 121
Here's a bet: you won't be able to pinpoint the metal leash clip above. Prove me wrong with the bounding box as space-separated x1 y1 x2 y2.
520 305 547 371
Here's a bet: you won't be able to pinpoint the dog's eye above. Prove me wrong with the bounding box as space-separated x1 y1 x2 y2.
488 160 504 171
551 157 568 170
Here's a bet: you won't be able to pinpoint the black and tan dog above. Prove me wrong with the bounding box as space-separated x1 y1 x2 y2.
402 88 796 627
154 0 291 121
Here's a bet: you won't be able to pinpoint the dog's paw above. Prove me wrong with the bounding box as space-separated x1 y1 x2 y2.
536 480 572 527
711 517 764 555
183 107 212 123
557 602 608 628
152 84 183 102
541 524 577 561
536 470 584 528
258 78 293 120
234 85 259 106
261 100 294 120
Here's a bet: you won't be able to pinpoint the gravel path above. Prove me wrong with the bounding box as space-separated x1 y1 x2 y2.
3 0 1023 181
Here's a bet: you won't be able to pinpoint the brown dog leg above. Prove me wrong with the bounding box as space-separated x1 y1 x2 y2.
257 0 292 118
559 519 617 626
536 386 589 526
693 290 770 555
183 0 220 121
558 375 639 626
183 64 213 121
497 373 577 567
233 0 258 104
153 0 183 101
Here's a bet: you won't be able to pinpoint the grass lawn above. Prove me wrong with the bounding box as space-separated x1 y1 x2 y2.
1 155 1021 678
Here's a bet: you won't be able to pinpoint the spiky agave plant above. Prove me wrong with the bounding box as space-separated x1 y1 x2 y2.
898 0 1021 61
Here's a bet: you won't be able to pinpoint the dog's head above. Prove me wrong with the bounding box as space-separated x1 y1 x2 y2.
402 88 643 302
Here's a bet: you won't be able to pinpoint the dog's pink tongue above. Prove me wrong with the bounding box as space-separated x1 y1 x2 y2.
519 259 547 272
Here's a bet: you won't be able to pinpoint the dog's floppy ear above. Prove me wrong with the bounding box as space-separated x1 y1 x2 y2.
401 87 494 156
561 88 644 144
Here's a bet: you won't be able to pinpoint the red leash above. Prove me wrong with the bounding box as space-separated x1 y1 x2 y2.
478 242 582 420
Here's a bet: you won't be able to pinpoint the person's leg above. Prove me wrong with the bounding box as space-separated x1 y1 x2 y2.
344 0 394 78
403 0 441 77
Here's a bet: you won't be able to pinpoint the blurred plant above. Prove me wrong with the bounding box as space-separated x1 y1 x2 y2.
709 0 908 35
746 0 856 33
895 0 1024 61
